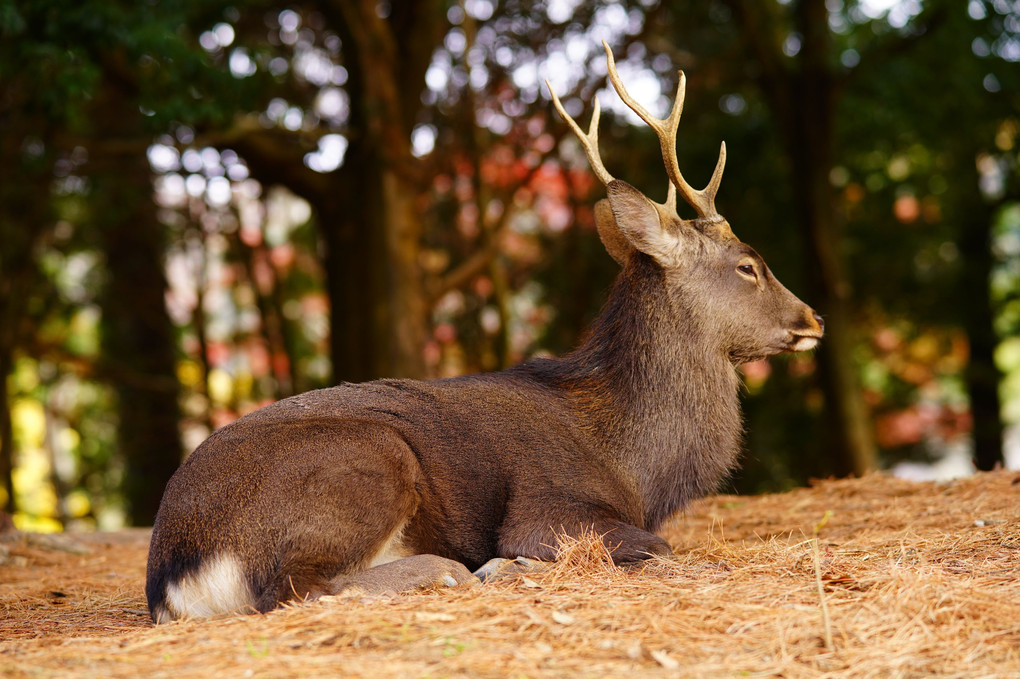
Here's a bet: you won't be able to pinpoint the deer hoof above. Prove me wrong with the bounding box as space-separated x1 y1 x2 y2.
473 556 550 583
473 558 511 582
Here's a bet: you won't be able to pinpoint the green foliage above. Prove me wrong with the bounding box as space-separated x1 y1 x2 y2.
0 0 249 131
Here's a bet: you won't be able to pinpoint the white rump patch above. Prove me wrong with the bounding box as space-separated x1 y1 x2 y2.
367 521 412 568
163 553 254 621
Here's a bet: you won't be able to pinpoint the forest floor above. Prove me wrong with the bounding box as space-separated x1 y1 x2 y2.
1 470 1019 678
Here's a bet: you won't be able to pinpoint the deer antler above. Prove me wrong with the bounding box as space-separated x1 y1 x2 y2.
547 72 680 219
601 41 726 222
547 43 728 225
546 80 615 187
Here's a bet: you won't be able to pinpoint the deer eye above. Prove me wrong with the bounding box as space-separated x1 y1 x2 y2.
737 263 757 279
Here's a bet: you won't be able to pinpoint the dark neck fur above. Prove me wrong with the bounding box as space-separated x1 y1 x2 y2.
520 253 743 530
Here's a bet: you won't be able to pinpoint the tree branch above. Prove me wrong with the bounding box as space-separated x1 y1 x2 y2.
194 116 333 200
428 237 503 305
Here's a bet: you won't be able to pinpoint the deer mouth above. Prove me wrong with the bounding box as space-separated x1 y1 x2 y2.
782 311 823 352
788 334 820 352
741 332 821 361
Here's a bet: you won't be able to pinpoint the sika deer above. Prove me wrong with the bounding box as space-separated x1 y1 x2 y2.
146 42 823 623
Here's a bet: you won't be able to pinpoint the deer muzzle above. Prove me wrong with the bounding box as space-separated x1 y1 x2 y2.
788 309 824 352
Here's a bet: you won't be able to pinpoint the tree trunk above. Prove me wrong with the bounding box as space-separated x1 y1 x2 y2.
732 0 878 475
786 88 877 476
321 153 388 382
0 127 57 515
381 169 428 377
331 0 431 380
0 347 14 513
322 156 427 382
957 171 1004 470
91 85 183 526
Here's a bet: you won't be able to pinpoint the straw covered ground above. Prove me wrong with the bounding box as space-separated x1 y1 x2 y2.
2 470 1019 678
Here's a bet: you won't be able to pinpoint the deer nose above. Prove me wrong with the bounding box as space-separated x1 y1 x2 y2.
812 312 825 333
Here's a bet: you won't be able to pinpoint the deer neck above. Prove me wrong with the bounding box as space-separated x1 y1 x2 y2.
565 254 743 530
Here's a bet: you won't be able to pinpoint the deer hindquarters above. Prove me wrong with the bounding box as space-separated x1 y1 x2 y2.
146 420 427 622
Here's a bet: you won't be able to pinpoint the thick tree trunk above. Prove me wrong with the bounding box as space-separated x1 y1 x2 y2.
788 154 877 475
0 348 14 513
331 0 431 380
321 159 427 382
786 91 877 476
0 129 56 515
381 169 428 377
957 177 1004 470
740 0 878 476
322 147 387 382
91 86 183 526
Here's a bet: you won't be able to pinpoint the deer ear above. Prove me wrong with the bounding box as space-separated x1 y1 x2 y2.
594 199 634 266
606 180 678 264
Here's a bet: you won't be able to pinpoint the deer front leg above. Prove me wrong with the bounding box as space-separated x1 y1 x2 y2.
597 521 673 562
497 512 673 566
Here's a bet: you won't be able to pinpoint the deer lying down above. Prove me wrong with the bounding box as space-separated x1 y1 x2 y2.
146 42 823 623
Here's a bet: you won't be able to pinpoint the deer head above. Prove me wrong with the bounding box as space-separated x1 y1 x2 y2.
548 42 823 364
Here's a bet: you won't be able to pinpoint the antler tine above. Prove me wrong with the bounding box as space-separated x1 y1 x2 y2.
707 140 727 201
602 41 725 221
546 80 615 187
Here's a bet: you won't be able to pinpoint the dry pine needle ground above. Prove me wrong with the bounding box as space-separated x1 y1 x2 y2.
2 470 1019 678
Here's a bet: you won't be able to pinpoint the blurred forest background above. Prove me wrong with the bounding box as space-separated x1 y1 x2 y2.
1 0 1018 531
